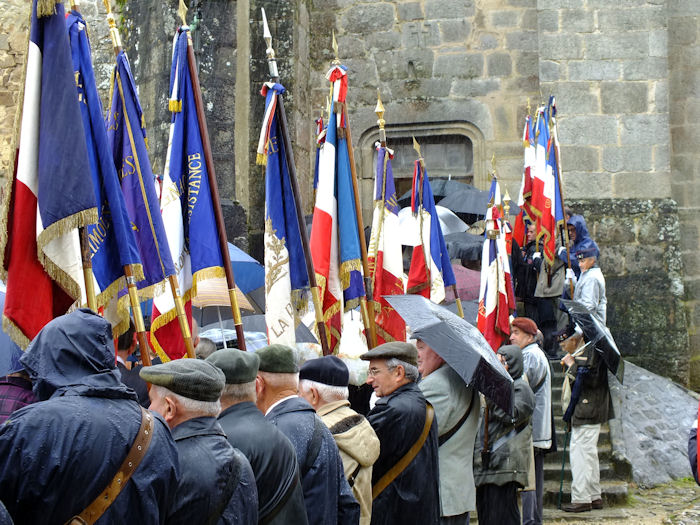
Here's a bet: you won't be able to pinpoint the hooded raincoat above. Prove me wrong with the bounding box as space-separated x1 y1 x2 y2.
318 399 380 525
0 309 180 525
559 214 590 277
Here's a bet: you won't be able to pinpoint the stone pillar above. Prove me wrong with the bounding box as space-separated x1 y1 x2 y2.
669 0 700 388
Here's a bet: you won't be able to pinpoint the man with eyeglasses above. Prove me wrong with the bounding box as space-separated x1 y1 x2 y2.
360 342 440 525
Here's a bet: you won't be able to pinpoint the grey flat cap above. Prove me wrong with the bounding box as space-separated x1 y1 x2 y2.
140 358 225 401
360 342 418 367
207 349 260 384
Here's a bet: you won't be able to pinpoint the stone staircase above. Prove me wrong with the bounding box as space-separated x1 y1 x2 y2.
544 361 630 507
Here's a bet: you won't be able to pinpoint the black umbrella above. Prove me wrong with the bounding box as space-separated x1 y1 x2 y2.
444 231 483 261
443 299 479 326
385 294 514 415
397 179 474 209
561 299 623 382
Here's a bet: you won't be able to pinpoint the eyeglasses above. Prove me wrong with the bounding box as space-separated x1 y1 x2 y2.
367 366 396 377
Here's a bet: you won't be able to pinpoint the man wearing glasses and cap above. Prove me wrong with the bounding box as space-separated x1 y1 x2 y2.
361 342 440 525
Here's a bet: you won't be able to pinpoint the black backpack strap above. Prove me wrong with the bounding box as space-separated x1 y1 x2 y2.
438 389 475 447
302 416 325 477
206 455 243 525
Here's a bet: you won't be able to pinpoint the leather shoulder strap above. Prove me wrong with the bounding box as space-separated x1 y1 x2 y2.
66 407 155 525
372 402 434 500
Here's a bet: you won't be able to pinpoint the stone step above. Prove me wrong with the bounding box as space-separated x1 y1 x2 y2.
543 461 618 481
543 480 629 507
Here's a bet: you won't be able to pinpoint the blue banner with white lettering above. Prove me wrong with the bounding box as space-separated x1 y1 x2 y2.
107 51 176 292
66 12 142 308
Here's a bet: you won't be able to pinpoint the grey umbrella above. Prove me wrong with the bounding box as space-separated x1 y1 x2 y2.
385 294 514 415
561 299 624 383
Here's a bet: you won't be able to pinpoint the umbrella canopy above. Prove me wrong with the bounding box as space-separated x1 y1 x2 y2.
386 294 514 415
561 299 623 382
443 298 479 326
398 179 475 208
228 242 264 294
437 185 490 216
398 206 468 246
201 315 318 345
444 264 481 302
444 231 483 261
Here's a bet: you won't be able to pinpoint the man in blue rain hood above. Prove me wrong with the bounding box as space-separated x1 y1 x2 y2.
0 309 180 525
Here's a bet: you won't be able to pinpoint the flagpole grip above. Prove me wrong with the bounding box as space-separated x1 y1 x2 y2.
124 264 152 366
168 275 195 359
311 286 331 355
79 226 98 311
184 33 247 350
453 289 465 319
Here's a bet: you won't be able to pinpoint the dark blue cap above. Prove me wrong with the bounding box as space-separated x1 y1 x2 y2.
575 238 600 259
299 355 349 387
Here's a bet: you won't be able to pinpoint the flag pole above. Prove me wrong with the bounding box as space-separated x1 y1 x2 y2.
179 5 247 350
549 99 574 298
261 9 330 356
412 137 464 319
103 0 195 360
331 34 377 349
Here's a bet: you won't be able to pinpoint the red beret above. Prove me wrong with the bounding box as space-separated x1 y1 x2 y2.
511 317 538 336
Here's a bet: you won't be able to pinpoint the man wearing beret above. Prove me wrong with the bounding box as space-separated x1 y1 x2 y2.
510 317 552 525
361 342 440 525
416 338 480 525
0 309 179 524
142 358 258 524
299 355 380 525
207 349 309 525
255 344 360 525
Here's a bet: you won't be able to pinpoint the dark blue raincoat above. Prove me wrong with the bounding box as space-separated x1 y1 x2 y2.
558 214 590 277
168 416 258 524
0 309 180 525
266 396 360 525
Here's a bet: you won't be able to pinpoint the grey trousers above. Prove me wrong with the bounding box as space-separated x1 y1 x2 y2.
521 448 545 525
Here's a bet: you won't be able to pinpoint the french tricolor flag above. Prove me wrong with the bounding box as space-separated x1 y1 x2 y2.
1 0 97 348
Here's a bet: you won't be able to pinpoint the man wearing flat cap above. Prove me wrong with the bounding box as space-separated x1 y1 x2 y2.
361 342 440 525
142 358 258 524
207 349 308 525
299 356 380 525
0 309 179 525
510 317 552 525
255 344 360 525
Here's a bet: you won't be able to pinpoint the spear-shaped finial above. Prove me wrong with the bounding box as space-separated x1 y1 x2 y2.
503 189 511 217
103 0 122 51
375 90 386 145
413 136 425 169
491 153 496 175
332 31 340 65
526 97 532 117
261 8 279 79
177 0 188 26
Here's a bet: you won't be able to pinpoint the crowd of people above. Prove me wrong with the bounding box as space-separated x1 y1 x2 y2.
0 211 614 525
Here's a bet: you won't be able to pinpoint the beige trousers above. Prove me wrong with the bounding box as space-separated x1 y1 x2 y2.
570 423 601 504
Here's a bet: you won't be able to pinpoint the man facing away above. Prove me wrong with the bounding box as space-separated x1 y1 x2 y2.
0 309 179 524
299 355 380 525
142 358 258 524
255 344 360 525
207 348 308 525
416 338 480 525
362 342 440 525
115 319 150 407
510 317 552 525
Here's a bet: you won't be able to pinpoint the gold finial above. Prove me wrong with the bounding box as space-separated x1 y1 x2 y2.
178 0 187 26
261 8 279 79
375 90 385 124
503 190 511 216
412 136 422 158
332 31 340 65
103 0 122 50
527 97 532 117
491 153 496 175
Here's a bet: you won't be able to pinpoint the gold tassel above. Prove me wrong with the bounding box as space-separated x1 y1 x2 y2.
168 99 182 113
256 153 268 166
37 0 61 18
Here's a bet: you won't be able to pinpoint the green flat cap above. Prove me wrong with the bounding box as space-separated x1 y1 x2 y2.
257 344 298 373
360 341 418 367
140 358 225 402
207 349 260 384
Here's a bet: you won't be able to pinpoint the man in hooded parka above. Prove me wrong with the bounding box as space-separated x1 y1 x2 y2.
0 309 180 525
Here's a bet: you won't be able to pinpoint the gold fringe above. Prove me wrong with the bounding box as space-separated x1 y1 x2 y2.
339 258 363 291
344 297 360 313
37 0 61 18
168 99 182 113
256 153 267 166
0 6 32 282
315 273 327 302
2 315 31 350
110 293 132 338
150 286 194 363
191 266 227 298
322 299 342 325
